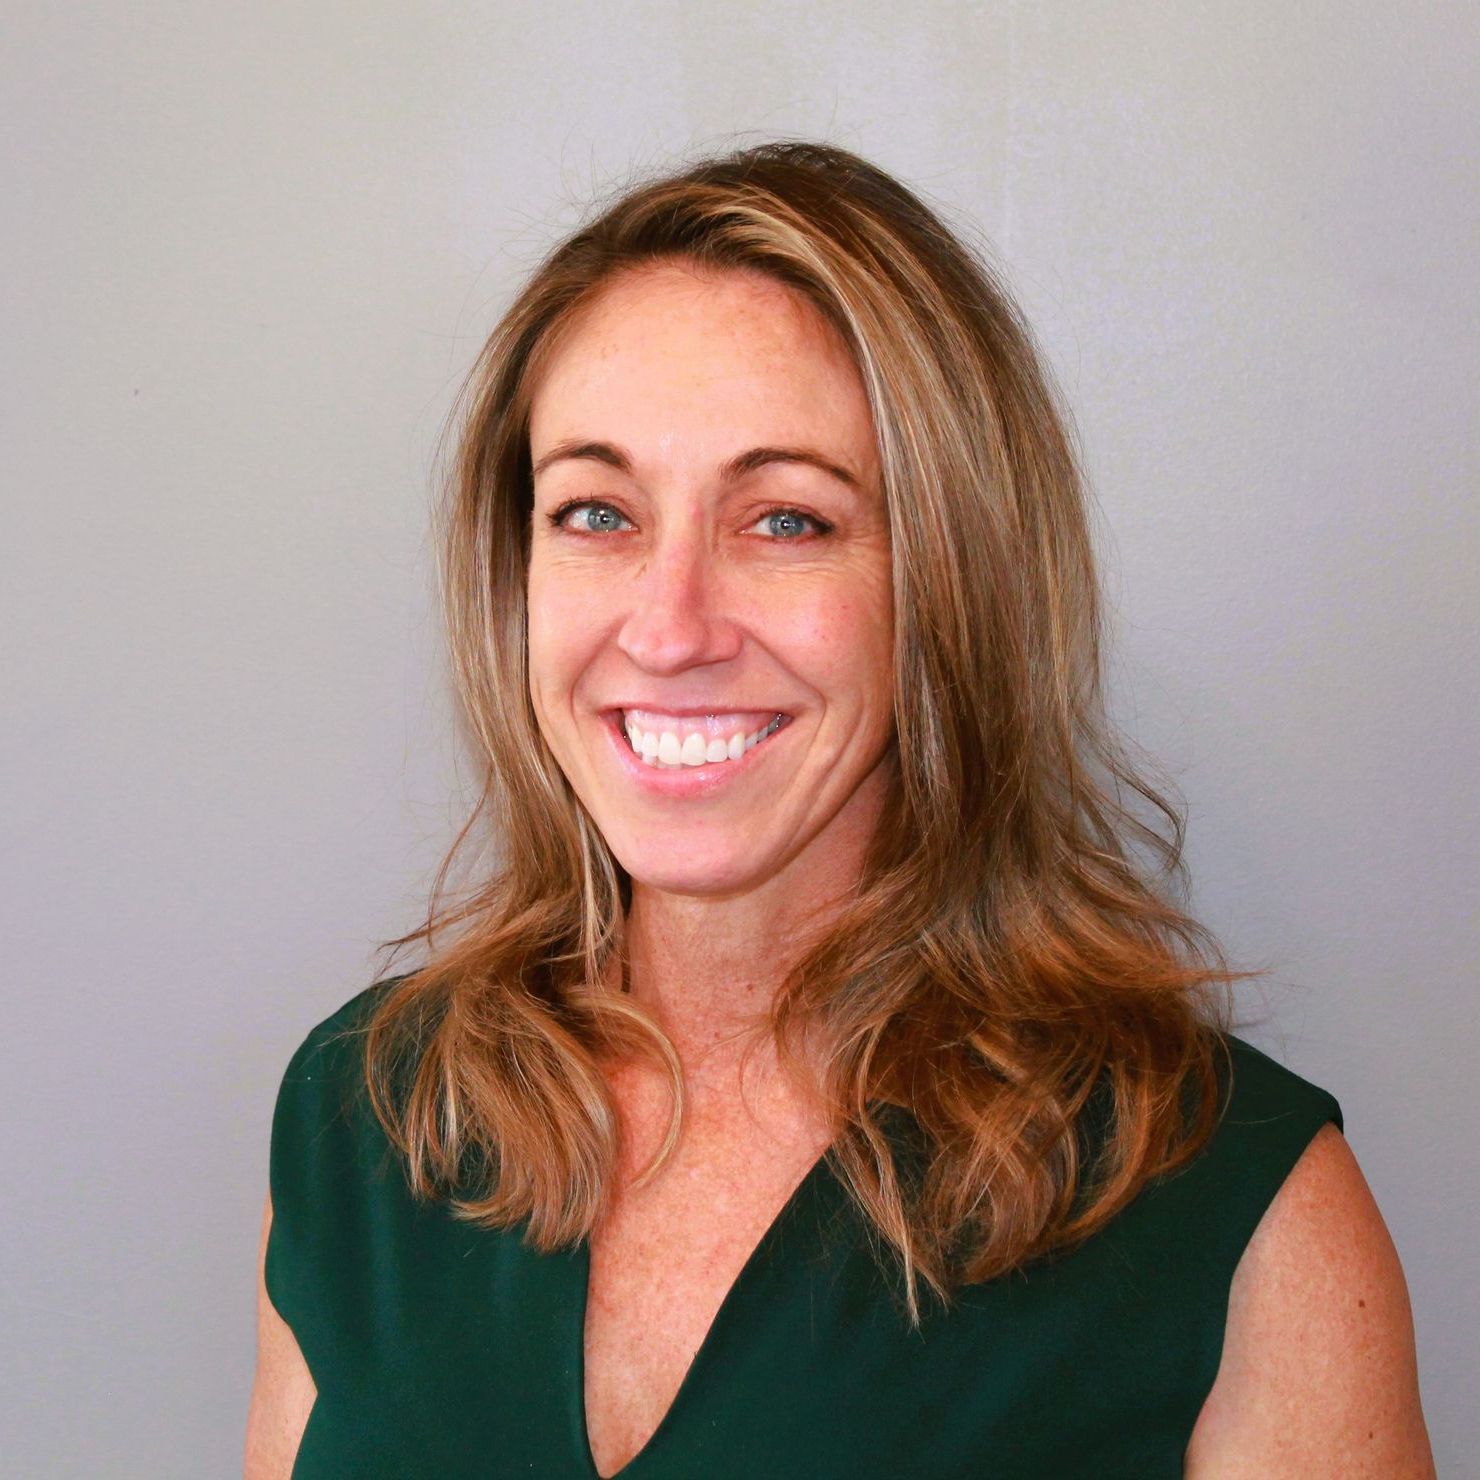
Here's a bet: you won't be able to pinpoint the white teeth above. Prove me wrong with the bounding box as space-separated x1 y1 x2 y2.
621 713 787 769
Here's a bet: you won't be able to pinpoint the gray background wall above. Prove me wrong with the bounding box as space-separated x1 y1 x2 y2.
4 2 1475 1474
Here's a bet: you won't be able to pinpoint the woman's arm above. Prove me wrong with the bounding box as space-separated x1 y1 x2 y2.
1185 1123 1434 1476
244 1192 316 1479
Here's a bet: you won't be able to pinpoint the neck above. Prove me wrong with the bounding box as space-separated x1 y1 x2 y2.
605 757 891 1109
616 836 879 1099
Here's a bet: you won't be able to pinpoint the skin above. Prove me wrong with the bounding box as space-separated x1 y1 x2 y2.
245 1196 315 1477
1185 1122 1434 1475
524 261 895 1069
525 262 898 1473
243 1138 1436 1477
244 261 1434 1476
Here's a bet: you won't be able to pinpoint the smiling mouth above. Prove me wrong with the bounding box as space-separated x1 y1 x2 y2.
612 709 792 768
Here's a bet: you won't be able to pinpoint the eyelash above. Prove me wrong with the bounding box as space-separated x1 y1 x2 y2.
545 499 834 541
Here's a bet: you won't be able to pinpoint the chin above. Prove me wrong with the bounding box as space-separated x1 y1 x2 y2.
613 845 772 900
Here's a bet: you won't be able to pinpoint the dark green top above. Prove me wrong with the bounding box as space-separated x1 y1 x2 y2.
266 982 1343 1478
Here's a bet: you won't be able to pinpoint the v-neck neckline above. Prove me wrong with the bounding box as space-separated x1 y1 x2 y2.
568 1143 838 1480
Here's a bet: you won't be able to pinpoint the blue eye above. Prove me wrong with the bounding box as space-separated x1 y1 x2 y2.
548 500 629 533
755 508 826 539
544 500 832 540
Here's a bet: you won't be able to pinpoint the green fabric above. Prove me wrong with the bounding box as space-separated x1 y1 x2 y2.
266 981 1343 1478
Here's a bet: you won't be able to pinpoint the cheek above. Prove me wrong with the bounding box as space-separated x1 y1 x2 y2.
771 570 893 709
525 564 603 704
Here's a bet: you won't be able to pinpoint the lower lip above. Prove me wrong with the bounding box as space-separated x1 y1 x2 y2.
600 712 790 797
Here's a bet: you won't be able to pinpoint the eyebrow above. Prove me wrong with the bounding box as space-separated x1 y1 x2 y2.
530 438 862 491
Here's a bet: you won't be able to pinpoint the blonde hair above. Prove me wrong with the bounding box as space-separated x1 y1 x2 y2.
363 139 1246 1327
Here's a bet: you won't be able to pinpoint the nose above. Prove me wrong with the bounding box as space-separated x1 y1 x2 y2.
615 523 742 674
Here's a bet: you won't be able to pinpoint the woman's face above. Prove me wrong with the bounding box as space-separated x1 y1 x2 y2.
525 261 894 899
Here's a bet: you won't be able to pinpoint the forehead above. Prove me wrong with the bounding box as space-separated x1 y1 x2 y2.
526 263 876 462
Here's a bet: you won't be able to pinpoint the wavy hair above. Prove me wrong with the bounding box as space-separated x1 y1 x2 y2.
361 139 1249 1327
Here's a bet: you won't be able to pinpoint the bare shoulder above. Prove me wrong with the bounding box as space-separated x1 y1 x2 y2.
244 1192 317 1480
1184 1122 1434 1477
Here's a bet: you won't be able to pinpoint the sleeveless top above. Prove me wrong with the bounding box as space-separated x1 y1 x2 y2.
265 981 1344 1478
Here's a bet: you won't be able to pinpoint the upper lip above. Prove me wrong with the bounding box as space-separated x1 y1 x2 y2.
603 704 790 717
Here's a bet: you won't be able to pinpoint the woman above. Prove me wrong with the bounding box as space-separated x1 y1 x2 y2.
245 141 1433 1476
